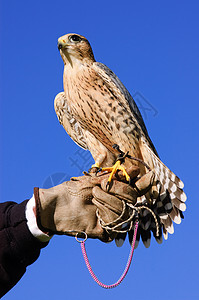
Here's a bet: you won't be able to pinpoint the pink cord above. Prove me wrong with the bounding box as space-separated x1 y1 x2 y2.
80 221 139 289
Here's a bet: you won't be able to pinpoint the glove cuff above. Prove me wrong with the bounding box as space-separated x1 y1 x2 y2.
34 187 54 236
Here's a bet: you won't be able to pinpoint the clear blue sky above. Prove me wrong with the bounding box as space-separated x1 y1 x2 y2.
1 1 199 299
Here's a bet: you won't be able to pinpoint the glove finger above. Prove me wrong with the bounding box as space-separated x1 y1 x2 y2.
135 171 155 195
92 186 123 215
69 173 104 190
92 198 121 225
101 179 138 204
116 165 140 181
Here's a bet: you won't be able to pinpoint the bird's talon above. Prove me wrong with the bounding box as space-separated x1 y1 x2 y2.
83 171 90 176
106 180 112 191
95 167 102 174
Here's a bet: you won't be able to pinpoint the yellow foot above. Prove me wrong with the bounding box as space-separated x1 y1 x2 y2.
102 160 130 185
88 162 101 174
91 162 100 169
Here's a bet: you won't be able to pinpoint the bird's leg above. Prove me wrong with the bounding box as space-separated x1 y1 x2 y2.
104 160 131 182
89 162 102 175
89 152 107 174
100 144 131 188
91 162 100 169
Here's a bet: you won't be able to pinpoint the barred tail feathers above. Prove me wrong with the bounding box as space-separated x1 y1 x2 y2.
115 139 186 248
139 138 186 241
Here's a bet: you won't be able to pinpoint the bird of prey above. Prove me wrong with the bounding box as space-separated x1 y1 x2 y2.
55 33 186 248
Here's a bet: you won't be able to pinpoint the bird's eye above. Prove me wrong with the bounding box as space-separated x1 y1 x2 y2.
69 35 82 43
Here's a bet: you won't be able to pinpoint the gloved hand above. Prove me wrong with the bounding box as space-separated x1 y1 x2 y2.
34 167 155 242
34 173 124 242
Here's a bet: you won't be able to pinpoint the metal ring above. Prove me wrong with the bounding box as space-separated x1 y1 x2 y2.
75 232 88 243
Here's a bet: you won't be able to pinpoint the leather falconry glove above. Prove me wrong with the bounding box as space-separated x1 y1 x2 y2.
34 167 155 242
34 173 124 242
92 167 155 226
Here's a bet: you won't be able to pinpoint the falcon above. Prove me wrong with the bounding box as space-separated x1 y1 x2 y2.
55 33 186 247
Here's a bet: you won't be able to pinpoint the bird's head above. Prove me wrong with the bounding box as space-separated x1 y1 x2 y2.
58 33 95 66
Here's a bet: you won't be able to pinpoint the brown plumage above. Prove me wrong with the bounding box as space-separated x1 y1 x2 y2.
55 33 186 247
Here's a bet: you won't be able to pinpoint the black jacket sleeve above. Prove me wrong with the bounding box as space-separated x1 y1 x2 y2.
0 200 48 298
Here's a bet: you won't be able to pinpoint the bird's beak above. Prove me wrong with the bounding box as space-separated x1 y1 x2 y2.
57 38 67 50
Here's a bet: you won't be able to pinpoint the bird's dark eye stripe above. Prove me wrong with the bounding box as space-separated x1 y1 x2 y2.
69 35 82 42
